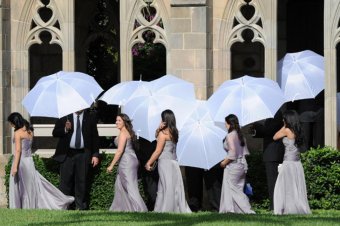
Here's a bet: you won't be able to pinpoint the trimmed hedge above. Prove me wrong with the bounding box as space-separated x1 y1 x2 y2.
246 151 270 209
301 146 340 210
4 147 340 210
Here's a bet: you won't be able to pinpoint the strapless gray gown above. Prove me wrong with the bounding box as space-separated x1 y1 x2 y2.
109 138 147 212
9 138 74 209
273 137 311 214
154 141 191 213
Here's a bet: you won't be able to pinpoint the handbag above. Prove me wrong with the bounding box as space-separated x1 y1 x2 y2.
244 183 253 196
150 160 158 171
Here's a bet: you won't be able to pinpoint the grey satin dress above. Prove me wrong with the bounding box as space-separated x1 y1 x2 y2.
219 131 255 214
109 137 147 212
154 140 191 213
9 138 74 209
273 137 311 215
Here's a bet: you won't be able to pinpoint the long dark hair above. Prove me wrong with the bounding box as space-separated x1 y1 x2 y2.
7 112 25 131
118 113 139 151
158 109 179 143
225 114 245 147
282 110 304 148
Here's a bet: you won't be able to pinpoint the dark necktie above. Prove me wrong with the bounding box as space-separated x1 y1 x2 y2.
75 115 81 149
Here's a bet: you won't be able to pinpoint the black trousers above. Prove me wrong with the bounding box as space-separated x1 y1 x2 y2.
59 149 90 210
264 161 280 210
185 165 223 211
140 169 159 211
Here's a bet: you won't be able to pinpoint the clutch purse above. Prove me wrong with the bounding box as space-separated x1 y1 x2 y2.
150 160 158 171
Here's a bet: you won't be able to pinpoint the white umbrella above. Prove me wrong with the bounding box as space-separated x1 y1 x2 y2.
22 71 103 118
278 50 324 102
123 74 196 141
99 80 148 106
177 100 226 170
207 75 286 126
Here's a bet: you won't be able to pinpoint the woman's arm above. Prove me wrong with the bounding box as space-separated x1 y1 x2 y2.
220 132 237 168
145 132 166 171
11 132 22 176
107 133 127 173
273 126 287 140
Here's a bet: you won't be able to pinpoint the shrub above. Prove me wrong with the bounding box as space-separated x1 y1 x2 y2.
246 151 269 209
301 146 340 210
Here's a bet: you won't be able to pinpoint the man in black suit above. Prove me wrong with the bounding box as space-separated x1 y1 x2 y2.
251 110 284 210
185 164 223 212
52 109 99 210
135 137 159 211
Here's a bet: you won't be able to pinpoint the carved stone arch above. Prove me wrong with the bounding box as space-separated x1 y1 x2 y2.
25 0 64 50
332 4 340 47
220 0 265 50
122 0 169 81
12 0 66 115
217 0 266 83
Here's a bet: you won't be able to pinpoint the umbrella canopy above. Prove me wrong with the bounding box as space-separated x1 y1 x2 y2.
123 74 196 141
207 75 286 126
278 50 324 102
99 80 148 106
22 71 103 118
177 100 227 170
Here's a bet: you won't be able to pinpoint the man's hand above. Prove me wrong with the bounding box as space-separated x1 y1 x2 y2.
91 156 99 167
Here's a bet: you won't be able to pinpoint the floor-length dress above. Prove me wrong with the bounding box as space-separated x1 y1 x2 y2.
273 137 311 214
219 131 255 214
9 138 74 209
154 141 191 213
109 138 147 212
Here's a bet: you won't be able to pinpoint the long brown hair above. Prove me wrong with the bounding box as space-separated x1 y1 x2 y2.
225 114 245 146
157 109 179 143
118 113 139 151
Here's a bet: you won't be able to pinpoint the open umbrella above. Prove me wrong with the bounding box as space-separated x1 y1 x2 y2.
278 50 324 102
123 74 196 141
177 100 226 170
207 75 286 126
22 71 103 118
99 80 148 106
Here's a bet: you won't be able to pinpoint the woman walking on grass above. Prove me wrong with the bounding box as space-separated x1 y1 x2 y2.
145 109 191 213
219 114 255 214
273 110 311 215
8 112 74 209
107 113 147 212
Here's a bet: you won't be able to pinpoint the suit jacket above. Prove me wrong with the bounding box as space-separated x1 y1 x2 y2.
52 110 99 163
253 112 284 162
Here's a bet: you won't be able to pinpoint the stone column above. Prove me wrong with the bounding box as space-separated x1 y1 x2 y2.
324 0 340 148
0 0 11 207
168 0 210 99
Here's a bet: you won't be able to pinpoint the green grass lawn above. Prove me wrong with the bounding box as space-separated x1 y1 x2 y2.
0 209 339 226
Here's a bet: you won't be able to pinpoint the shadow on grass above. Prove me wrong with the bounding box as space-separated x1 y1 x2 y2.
26 210 340 226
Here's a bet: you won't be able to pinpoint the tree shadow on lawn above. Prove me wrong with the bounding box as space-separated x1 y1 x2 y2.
27 211 340 226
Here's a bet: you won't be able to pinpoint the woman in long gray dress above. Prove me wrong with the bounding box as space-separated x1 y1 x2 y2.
107 113 147 212
145 109 191 213
8 112 74 209
219 114 255 214
273 110 311 215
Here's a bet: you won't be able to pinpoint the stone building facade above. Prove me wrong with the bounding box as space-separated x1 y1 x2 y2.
0 0 340 206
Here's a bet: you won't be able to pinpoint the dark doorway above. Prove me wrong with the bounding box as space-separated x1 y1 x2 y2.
132 30 166 81
277 0 325 149
29 31 62 125
278 0 324 59
75 0 120 124
230 29 265 79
